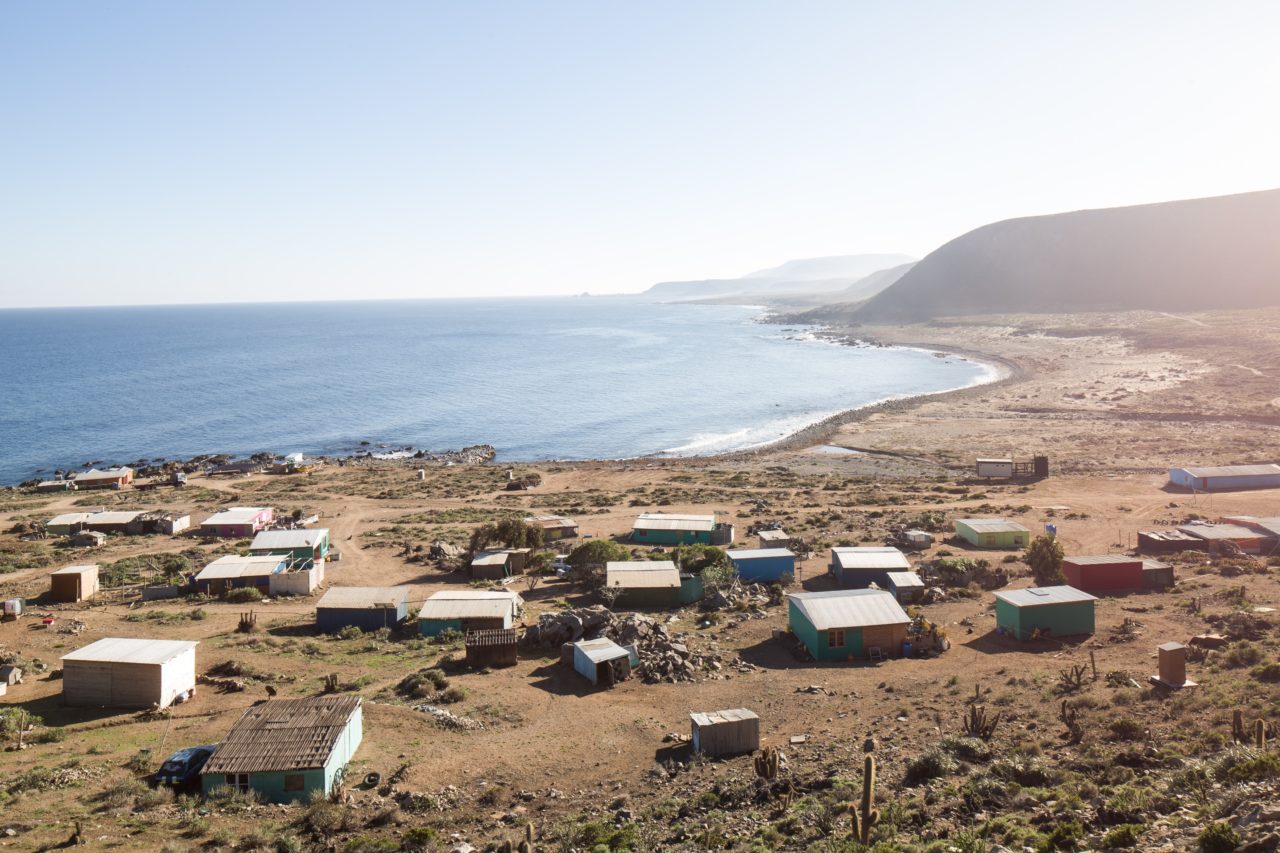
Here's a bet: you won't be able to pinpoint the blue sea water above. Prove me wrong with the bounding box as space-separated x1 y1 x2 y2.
0 298 993 484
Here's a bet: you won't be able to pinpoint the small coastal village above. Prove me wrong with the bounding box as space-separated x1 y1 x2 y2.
1 382 1279 852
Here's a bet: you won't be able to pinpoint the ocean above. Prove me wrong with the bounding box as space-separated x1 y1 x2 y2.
0 297 993 484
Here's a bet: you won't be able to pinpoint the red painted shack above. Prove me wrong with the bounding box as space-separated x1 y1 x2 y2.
1062 555 1144 593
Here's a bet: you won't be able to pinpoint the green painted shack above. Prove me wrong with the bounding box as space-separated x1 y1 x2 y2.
418 590 523 637
249 528 331 568
606 561 681 609
201 696 362 804
631 513 716 545
954 518 1031 549
994 586 1097 640
787 589 911 662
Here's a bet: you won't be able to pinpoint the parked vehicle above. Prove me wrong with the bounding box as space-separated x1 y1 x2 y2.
152 745 217 788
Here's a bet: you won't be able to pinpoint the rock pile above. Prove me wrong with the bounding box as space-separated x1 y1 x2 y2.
522 606 723 684
414 704 485 731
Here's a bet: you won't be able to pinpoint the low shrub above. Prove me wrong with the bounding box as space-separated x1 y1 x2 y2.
1101 824 1143 848
1198 821 1241 853
1108 718 1147 741
225 587 263 604
904 747 957 786
1251 662 1280 683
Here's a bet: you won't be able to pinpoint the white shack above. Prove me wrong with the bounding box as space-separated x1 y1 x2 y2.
61 638 198 709
690 708 761 757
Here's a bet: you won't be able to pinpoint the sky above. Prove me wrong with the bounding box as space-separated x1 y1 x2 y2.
2 1 1279 308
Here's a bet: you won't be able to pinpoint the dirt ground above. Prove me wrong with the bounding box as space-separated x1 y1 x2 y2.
0 310 1278 852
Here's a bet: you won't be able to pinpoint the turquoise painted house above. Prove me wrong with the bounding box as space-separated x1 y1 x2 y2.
201 696 362 804
249 528 331 568
631 513 717 545
787 589 911 662
994 586 1097 640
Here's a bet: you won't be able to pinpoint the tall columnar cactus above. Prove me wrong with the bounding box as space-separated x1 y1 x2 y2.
1256 719 1268 749
849 754 880 844
754 746 780 781
1233 709 1246 743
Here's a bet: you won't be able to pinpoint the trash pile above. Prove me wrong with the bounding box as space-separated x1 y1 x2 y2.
522 606 724 684
413 704 485 731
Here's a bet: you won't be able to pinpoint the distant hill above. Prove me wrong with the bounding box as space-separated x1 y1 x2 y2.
840 262 916 301
850 189 1280 323
644 253 915 301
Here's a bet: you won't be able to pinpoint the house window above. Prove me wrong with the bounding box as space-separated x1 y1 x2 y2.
827 630 845 648
225 773 250 793
284 774 305 792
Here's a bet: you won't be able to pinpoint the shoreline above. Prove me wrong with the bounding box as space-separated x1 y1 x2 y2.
0 324 1019 487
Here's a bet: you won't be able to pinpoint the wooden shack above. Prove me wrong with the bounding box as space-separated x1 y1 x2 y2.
465 629 519 668
61 638 197 709
690 708 760 757
49 565 100 603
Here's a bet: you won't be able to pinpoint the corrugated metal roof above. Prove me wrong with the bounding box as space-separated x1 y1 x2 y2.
202 507 270 526
471 550 512 566
1063 555 1141 566
632 513 716 532
1176 464 1280 479
47 512 92 526
757 529 789 541
787 589 910 630
524 515 577 529
727 548 795 561
61 637 197 665
316 586 409 610
83 511 143 525
885 571 924 587
250 528 328 550
1139 529 1201 543
607 561 679 589
1223 516 1280 536
574 638 630 663
956 518 1031 534
51 565 98 576
1179 524 1261 540
74 467 133 481
993 585 1097 608
420 592 518 621
690 708 759 727
831 547 910 571
203 696 361 774
976 457 1012 464
196 555 286 581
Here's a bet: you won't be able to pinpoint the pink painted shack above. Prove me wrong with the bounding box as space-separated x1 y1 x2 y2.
200 507 274 539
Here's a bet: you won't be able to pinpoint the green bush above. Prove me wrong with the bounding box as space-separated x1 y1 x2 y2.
1037 820 1084 852
1221 643 1262 669
1251 662 1280 682
225 587 263 604
1198 821 1241 853
1223 751 1280 784
1102 824 1143 849
940 735 992 762
1108 718 1147 741
337 625 363 640
904 747 957 786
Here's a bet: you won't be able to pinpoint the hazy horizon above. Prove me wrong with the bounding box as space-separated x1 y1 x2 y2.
3 1 1280 308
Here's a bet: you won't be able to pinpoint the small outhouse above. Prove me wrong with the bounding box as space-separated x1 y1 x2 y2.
571 638 632 687
690 708 760 757
993 586 1097 640
465 629 519 668
49 565 100 603
885 571 925 604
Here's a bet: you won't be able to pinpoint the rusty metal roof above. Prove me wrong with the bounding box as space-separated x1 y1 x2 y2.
1063 555 1142 566
203 696 361 775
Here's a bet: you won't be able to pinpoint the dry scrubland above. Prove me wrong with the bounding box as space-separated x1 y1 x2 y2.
0 310 1278 852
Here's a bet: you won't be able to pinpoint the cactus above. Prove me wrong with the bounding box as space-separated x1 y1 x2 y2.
849 753 879 844
1256 719 1267 749
754 746 780 781
963 704 1002 740
323 673 339 693
1059 700 1083 744
1233 709 1246 743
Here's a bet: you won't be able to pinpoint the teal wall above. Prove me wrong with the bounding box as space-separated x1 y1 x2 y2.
632 528 711 545
997 599 1095 639
678 574 704 604
788 600 863 662
202 704 363 804
419 618 462 637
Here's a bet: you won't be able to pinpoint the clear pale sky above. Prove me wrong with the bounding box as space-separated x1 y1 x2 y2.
2 2 1278 308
